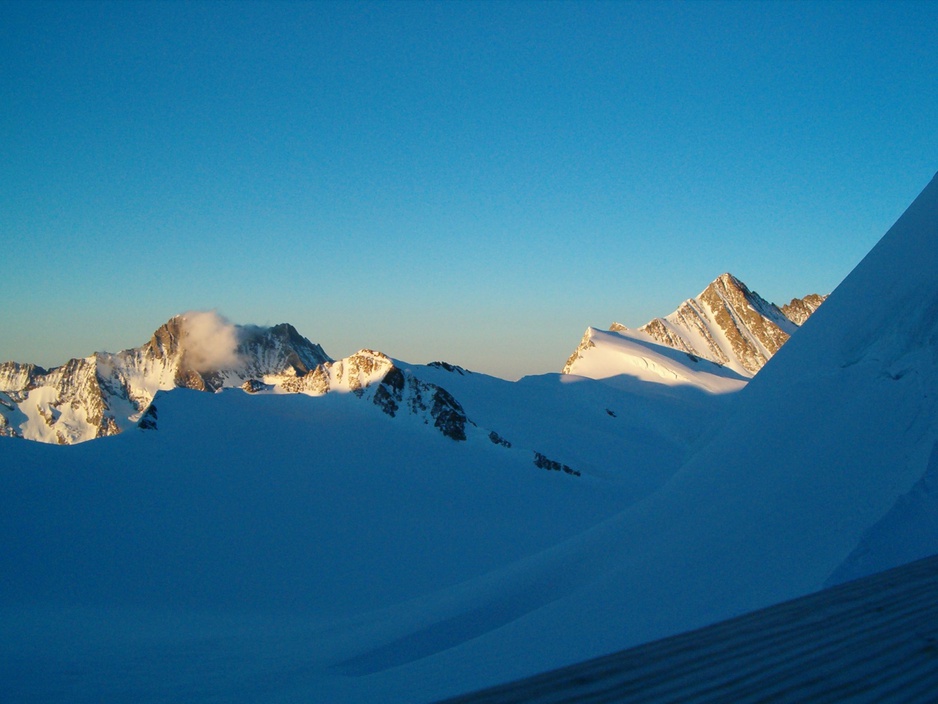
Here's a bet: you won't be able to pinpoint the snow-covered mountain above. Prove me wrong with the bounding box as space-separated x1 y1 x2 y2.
4 313 722 489
0 313 332 444
3 274 819 445
563 273 826 382
0 313 482 445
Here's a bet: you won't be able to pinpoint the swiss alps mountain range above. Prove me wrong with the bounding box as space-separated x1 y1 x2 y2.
3 172 938 704
0 316 475 447
1 274 824 447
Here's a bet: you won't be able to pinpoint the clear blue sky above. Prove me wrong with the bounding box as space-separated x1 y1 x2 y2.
2 0 936 379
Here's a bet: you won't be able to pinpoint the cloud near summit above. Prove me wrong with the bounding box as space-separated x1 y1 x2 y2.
179 310 241 372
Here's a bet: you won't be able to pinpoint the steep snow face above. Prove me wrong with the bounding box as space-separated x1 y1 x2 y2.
320 173 938 698
476 171 938 678
442 554 938 704
565 274 826 381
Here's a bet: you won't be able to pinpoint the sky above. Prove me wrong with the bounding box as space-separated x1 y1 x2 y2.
2 0 937 380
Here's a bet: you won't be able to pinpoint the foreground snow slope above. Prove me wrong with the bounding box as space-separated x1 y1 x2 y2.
344 172 938 700
397 171 938 694
441 553 938 703
353 171 938 698
0 387 634 702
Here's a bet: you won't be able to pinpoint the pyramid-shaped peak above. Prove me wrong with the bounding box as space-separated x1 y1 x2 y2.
592 273 823 378
703 272 758 300
714 272 745 288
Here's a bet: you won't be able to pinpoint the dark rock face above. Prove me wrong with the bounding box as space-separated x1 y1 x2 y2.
489 431 512 448
241 379 271 394
428 361 469 375
176 368 208 392
366 365 469 442
533 451 581 477
427 385 468 441
370 368 403 418
137 403 158 430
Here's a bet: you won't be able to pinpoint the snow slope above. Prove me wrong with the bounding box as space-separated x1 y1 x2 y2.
398 361 738 495
401 170 938 692
412 170 938 692
560 326 748 394
0 387 634 703
441 553 938 703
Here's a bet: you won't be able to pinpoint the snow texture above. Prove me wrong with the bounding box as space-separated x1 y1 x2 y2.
440 553 938 703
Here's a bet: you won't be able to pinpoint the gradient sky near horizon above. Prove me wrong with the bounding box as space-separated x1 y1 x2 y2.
3 0 937 379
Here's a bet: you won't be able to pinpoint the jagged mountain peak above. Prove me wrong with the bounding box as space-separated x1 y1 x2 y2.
712 271 746 289
638 272 828 376
567 273 827 382
140 313 330 371
236 321 331 377
781 293 827 325
142 315 184 359
0 313 334 444
1 315 489 448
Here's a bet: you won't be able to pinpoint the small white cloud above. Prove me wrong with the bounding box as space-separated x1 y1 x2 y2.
179 310 241 372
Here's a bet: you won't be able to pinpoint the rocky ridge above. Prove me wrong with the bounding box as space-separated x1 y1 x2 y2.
0 317 576 475
239 348 472 442
0 315 332 444
780 293 827 325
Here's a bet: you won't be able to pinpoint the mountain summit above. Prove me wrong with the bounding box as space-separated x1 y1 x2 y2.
0 313 332 444
564 273 826 382
0 313 484 446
